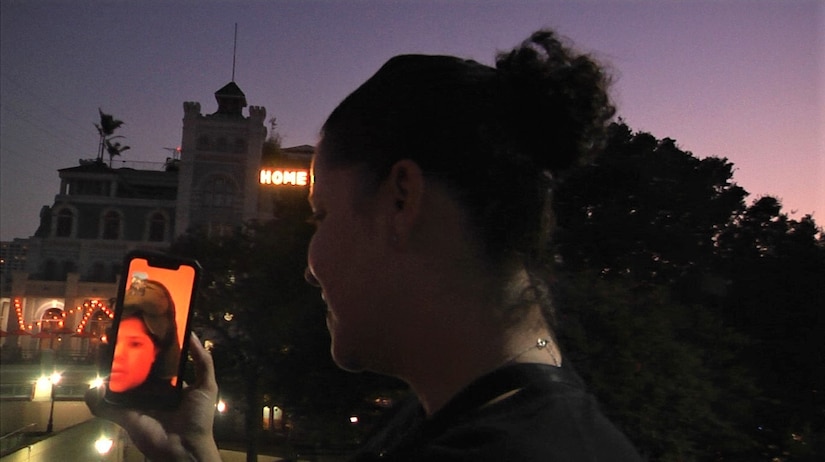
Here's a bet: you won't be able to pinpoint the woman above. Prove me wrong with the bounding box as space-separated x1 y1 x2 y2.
108 277 181 394
87 29 640 461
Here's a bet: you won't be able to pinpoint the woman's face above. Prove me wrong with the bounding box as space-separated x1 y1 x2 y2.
306 156 397 373
109 317 157 392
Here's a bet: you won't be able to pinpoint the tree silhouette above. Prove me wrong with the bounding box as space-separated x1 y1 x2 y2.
715 197 825 459
104 138 130 167
95 108 129 166
553 121 824 459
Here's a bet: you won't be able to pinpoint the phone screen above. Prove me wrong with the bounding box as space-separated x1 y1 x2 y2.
103 252 199 407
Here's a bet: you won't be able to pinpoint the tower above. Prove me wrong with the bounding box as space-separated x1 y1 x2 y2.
176 82 267 235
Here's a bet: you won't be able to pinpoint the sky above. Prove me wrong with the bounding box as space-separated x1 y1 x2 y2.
1 0 822 241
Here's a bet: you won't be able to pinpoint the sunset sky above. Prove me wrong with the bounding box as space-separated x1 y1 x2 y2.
1 0 822 240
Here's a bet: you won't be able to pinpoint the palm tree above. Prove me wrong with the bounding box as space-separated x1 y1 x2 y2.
95 109 126 164
105 138 130 167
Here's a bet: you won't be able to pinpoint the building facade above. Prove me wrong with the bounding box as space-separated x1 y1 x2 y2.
0 81 311 362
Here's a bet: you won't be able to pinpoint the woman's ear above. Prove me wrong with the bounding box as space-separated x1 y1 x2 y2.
385 159 424 248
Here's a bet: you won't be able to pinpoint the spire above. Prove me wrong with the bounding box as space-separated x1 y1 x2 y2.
232 23 238 82
213 23 246 117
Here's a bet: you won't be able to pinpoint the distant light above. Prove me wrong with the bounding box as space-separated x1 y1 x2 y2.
32 377 52 401
90 377 104 389
349 416 359 424
94 436 114 455
49 372 62 385
217 400 227 413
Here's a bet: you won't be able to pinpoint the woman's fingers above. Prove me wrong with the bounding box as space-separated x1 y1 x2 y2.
188 333 218 396
84 385 146 434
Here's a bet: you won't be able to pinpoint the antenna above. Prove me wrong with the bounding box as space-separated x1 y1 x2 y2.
232 23 238 82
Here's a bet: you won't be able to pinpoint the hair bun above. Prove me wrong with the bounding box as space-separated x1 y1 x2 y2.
495 30 615 176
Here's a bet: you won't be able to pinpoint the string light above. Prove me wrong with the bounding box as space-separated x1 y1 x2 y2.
14 298 26 331
12 297 113 335
75 299 113 333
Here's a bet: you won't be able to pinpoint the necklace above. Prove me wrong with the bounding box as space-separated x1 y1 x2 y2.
505 338 561 367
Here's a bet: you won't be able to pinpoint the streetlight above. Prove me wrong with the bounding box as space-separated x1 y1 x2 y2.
89 376 104 389
94 436 114 455
46 371 62 433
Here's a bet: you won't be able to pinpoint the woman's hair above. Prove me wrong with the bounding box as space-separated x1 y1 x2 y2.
319 30 614 320
122 278 180 379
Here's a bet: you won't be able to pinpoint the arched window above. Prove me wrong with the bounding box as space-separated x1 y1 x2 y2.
40 308 64 333
148 212 167 242
203 177 235 208
102 210 121 239
56 208 73 237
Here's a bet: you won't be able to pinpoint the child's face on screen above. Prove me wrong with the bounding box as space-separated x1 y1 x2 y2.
109 317 157 392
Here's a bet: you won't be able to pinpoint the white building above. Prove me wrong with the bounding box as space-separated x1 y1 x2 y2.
0 80 311 361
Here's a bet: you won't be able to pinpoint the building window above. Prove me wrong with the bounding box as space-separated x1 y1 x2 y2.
148 212 166 242
102 210 121 239
203 177 235 208
43 259 58 280
56 209 74 237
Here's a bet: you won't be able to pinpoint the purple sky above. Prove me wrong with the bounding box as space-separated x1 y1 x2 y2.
1 0 822 241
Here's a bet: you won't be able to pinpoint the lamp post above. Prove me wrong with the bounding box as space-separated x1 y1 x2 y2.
46 371 61 433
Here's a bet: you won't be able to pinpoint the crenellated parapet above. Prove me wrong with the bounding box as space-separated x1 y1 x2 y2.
183 101 202 118
249 105 266 123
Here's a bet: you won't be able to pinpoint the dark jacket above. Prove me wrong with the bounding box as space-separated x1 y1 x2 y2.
351 363 641 461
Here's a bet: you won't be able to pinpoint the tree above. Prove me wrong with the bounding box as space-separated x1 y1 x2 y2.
95 108 130 166
551 121 825 459
554 121 747 287
104 138 130 167
170 217 316 461
715 197 825 459
554 271 758 460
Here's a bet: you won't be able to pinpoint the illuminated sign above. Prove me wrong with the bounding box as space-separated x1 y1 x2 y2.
259 169 309 187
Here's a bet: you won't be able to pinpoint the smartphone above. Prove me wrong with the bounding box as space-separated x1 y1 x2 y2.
102 251 201 408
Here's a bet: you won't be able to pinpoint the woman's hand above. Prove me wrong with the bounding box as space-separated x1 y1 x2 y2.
86 333 222 462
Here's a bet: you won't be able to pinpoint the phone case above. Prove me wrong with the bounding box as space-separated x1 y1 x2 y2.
102 250 201 408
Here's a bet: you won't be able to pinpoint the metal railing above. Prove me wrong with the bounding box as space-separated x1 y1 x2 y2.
0 423 37 457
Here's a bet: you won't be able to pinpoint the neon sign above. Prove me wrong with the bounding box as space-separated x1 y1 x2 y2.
259 169 309 187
